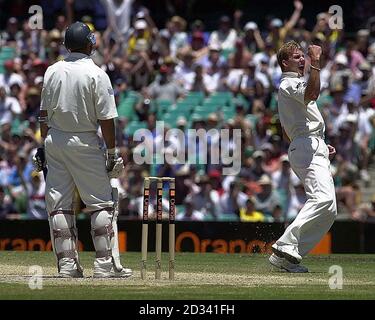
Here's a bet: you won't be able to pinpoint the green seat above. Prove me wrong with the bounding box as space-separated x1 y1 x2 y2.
124 121 147 136
185 120 193 128
124 90 141 100
269 93 278 112
176 101 196 111
15 193 28 214
211 91 233 99
119 91 140 105
202 100 221 109
194 104 220 114
162 113 180 127
369 132 375 153
170 106 191 118
276 189 289 215
245 114 259 127
0 47 16 54
156 99 173 109
190 112 206 122
220 48 234 60
155 99 173 118
218 213 240 221
193 109 216 119
207 92 233 106
0 47 16 74
234 94 250 108
117 102 136 119
0 47 16 60
222 109 235 120
175 102 195 114
0 53 14 60
186 91 204 103
316 93 333 111
183 96 202 106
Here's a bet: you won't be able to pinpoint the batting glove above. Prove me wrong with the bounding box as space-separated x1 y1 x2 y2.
106 148 124 179
32 147 46 172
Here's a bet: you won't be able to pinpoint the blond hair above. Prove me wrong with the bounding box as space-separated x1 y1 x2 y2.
277 41 302 71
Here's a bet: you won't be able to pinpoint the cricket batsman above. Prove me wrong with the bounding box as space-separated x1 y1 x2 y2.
33 22 132 278
269 41 337 272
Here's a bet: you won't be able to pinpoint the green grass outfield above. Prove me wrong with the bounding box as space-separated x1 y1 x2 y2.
0 251 374 299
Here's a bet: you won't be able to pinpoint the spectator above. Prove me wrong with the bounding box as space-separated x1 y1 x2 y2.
266 0 303 51
24 87 41 119
27 171 46 219
240 197 265 222
0 60 25 92
336 176 362 220
208 15 237 50
228 38 252 69
127 19 152 55
176 198 204 221
220 181 247 217
134 96 152 122
126 39 154 91
101 0 134 44
0 87 16 126
0 17 20 46
240 61 264 113
174 48 196 90
188 175 221 220
168 16 188 58
0 185 17 219
189 20 209 45
253 174 281 218
243 21 265 54
190 64 211 95
286 176 306 221
197 43 225 74
188 31 208 61
359 194 375 222
147 64 185 103
271 154 293 214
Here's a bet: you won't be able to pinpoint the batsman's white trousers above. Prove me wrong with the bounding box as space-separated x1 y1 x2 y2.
275 136 337 257
45 128 113 212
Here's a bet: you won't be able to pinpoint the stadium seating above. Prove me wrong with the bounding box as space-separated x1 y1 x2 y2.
124 120 147 136
117 91 140 120
0 46 16 73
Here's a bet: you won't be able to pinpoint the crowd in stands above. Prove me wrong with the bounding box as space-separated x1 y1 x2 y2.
1 0 375 223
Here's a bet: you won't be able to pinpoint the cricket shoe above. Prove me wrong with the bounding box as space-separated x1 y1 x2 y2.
58 258 84 278
272 243 302 264
93 262 133 278
58 269 84 278
269 254 308 273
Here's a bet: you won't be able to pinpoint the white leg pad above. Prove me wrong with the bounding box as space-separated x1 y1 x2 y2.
91 209 113 260
48 210 83 276
91 207 132 278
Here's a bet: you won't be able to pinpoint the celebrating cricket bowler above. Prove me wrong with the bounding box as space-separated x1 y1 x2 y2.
269 41 337 272
33 22 132 278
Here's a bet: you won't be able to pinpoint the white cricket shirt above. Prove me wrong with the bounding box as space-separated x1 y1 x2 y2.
278 72 325 141
40 52 117 132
